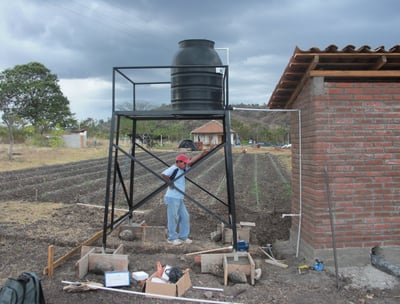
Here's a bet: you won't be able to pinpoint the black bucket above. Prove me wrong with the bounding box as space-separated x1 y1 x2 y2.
171 39 223 111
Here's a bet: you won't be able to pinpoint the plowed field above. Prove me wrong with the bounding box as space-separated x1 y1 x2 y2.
1 150 396 303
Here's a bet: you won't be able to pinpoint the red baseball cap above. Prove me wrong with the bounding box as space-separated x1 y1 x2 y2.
176 154 189 163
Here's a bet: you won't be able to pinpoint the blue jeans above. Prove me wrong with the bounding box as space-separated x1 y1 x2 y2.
164 196 190 241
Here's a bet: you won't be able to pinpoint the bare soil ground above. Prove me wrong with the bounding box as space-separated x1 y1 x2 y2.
1 147 399 303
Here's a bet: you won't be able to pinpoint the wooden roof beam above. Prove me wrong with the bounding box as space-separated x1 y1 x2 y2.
294 53 400 59
372 55 387 70
286 55 319 108
309 70 400 77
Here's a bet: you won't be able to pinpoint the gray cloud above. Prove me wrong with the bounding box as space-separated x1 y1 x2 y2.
1 0 399 119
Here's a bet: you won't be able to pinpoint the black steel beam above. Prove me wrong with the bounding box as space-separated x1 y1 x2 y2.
102 64 236 251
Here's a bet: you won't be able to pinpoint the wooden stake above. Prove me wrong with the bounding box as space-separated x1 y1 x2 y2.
47 245 54 276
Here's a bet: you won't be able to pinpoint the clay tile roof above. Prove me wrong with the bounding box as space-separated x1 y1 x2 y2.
191 120 235 134
267 44 400 109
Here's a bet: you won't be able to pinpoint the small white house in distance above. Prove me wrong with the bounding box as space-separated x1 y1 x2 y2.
62 129 87 148
191 120 237 146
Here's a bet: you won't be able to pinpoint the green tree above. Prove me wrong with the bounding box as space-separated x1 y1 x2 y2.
11 62 75 133
0 65 26 159
231 118 252 143
0 62 76 158
48 124 65 148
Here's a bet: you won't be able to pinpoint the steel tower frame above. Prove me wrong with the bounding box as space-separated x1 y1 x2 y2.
101 65 238 251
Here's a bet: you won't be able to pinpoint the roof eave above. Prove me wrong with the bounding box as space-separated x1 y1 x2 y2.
267 44 400 109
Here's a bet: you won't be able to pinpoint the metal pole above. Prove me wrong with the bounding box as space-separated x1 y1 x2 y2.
224 110 237 250
232 107 303 257
296 110 302 257
324 166 340 289
102 70 117 251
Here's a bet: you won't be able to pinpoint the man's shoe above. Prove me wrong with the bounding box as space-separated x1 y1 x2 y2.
167 239 183 245
180 238 193 244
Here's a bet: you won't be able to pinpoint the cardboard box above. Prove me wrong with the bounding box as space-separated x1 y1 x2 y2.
145 269 191 297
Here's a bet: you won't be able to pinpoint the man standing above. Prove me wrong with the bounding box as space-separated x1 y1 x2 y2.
161 151 207 245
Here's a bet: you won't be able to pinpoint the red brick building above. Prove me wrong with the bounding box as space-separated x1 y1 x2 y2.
268 45 400 266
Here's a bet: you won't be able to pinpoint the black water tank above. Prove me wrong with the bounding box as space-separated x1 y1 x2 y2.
171 39 223 111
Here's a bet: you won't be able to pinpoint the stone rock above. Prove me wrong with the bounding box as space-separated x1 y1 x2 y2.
255 268 262 280
210 230 222 242
119 229 135 241
228 270 248 283
203 291 213 299
208 264 224 278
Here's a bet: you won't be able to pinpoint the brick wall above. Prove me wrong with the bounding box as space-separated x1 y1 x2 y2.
290 77 400 255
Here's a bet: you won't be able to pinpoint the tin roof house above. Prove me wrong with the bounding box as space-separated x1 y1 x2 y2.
191 120 238 146
62 129 87 148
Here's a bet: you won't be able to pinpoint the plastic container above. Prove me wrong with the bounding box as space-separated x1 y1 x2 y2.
171 39 224 111
237 240 249 252
132 271 149 281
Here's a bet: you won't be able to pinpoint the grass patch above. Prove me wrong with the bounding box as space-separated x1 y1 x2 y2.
0 141 109 172
0 201 64 224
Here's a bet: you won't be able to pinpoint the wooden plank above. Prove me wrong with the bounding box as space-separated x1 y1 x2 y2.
118 225 166 242
286 55 319 108
76 247 96 279
113 244 124 255
373 55 387 70
259 246 288 268
249 252 256 285
223 255 228 286
185 246 232 256
47 245 54 276
81 246 115 256
43 229 103 275
118 225 143 240
294 52 400 59
76 245 128 278
223 252 255 286
142 226 166 242
222 226 250 243
201 253 225 273
310 70 400 77
239 221 256 227
81 245 96 256
88 253 129 273
201 252 249 273
264 259 289 268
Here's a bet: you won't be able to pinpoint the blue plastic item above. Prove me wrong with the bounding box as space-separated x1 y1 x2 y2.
237 240 249 252
313 259 324 271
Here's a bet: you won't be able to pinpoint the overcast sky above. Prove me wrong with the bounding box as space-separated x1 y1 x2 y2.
1 0 399 121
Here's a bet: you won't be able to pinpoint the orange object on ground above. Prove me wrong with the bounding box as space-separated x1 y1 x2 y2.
156 261 163 278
